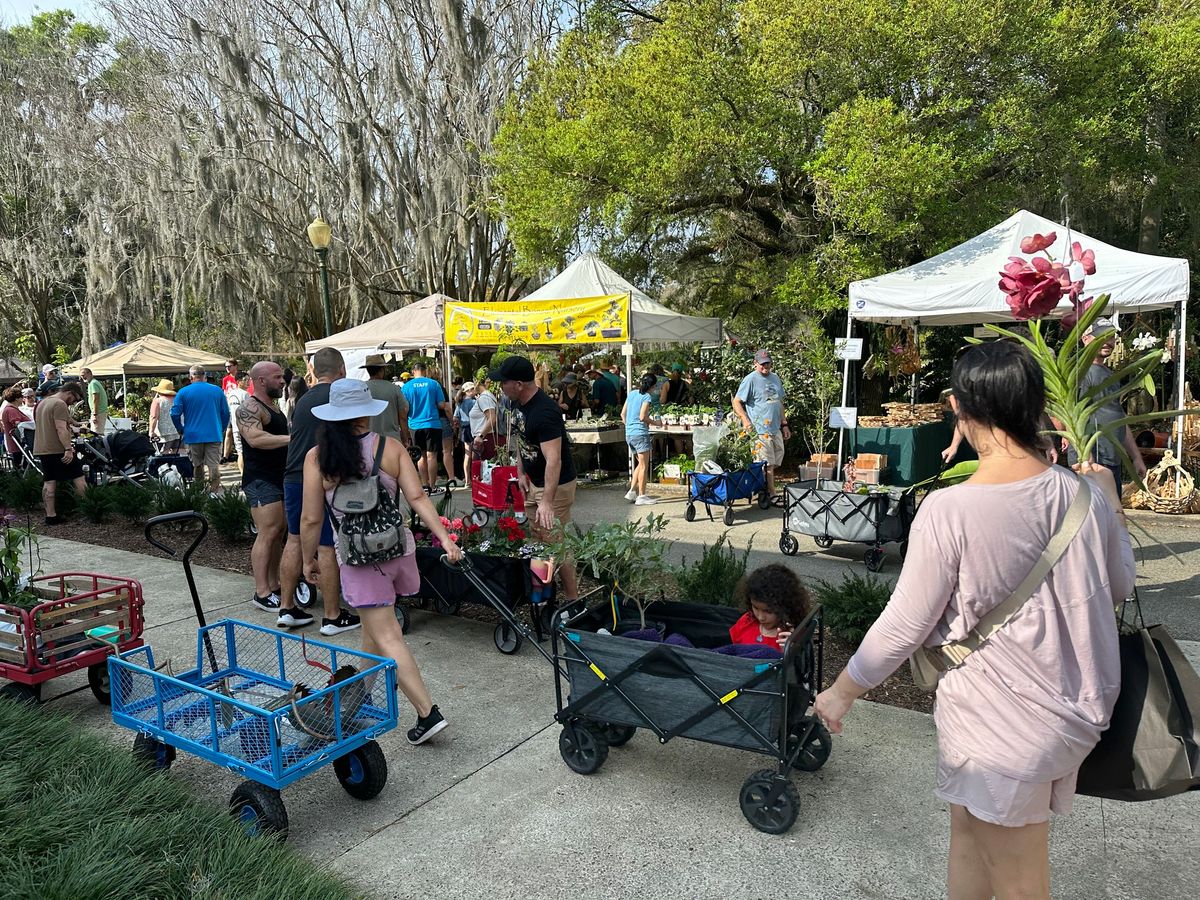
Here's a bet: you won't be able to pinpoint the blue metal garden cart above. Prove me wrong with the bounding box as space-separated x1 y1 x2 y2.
684 461 771 526
108 512 399 840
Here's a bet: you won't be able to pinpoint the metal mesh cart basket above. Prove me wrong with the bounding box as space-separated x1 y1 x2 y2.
779 479 916 571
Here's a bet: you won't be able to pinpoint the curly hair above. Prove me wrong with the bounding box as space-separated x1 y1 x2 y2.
736 564 811 629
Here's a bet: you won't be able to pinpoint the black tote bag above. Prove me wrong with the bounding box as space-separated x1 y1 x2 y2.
1077 619 1200 801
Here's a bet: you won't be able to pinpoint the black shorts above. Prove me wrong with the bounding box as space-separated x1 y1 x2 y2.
413 428 442 453
38 453 85 482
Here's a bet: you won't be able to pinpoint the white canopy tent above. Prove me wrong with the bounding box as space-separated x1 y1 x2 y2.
840 210 1191 461
523 253 724 345
304 293 452 380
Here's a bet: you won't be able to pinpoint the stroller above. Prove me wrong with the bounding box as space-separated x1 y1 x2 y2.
77 430 155 487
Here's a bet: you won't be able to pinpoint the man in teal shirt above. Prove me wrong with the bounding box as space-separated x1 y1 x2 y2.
400 360 450 490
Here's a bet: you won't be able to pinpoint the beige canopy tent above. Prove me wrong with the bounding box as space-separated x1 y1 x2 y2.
62 334 228 415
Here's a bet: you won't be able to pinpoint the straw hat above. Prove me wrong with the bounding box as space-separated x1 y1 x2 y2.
151 379 177 395
312 378 388 421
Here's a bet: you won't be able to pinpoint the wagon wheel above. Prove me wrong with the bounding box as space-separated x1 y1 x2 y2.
598 723 636 747
294 578 316 610
739 769 800 834
393 600 411 634
723 506 735 526
684 503 697 522
778 533 799 556
230 781 289 840
814 535 834 549
757 491 771 510
433 593 462 616
88 661 112 705
494 622 522 654
0 682 40 705
864 547 885 572
559 718 609 774
132 732 175 771
471 508 490 528
334 740 389 800
788 720 833 773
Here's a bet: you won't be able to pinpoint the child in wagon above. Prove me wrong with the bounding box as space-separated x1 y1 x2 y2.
729 564 812 652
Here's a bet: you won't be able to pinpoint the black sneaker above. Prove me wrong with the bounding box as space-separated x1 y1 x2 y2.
251 592 281 612
319 610 361 636
44 515 63 526
277 607 314 629
407 705 448 745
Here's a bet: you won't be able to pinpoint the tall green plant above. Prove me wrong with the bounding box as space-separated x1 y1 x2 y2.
813 572 892 646
674 532 752 607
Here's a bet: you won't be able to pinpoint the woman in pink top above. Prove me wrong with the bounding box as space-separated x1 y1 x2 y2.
301 378 463 747
815 341 1134 899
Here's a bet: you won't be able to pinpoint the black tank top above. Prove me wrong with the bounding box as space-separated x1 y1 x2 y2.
241 397 289 487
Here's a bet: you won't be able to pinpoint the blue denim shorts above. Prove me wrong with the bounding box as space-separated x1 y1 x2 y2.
284 481 334 545
243 479 284 508
627 433 651 454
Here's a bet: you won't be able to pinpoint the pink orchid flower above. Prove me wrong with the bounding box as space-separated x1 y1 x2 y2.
1071 242 1096 275
1020 231 1057 254
998 257 1063 320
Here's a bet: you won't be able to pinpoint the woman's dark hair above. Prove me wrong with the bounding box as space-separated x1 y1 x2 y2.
736 564 811 629
950 340 1045 453
316 419 367 483
638 373 657 394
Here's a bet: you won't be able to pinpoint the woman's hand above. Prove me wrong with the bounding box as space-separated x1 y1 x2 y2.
303 555 320 582
813 670 868 735
442 539 463 564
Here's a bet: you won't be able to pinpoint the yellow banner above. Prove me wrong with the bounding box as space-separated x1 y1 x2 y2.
444 295 629 346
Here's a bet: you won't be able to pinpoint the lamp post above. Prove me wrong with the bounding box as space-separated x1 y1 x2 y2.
307 215 333 336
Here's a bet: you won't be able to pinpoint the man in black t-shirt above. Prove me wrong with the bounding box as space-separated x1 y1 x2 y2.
489 355 579 603
277 347 360 637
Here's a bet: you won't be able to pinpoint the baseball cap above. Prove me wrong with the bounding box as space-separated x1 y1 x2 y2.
671 363 684 372
41 363 57 375
1084 317 1118 337
461 381 476 392
21 387 34 397
754 349 772 364
488 356 536 383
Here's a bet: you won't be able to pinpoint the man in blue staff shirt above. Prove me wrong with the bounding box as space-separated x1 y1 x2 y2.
401 360 450 491
731 349 789 502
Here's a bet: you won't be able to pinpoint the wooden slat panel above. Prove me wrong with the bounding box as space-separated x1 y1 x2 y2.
39 610 131 643
0 646 27 665
36 589 131 624
0 610 22 625
0 630 24 648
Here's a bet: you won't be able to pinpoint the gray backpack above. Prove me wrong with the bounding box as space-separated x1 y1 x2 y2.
327 438 409 566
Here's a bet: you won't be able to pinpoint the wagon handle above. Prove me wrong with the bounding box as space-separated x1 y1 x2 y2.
145 511 213 639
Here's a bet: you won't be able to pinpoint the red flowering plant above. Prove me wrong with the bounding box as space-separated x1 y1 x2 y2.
985 231 1184 484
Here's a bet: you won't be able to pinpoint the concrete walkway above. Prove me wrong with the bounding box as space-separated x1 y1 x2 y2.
27 483 1200 900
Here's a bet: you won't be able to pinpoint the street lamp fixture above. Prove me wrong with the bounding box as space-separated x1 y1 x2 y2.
307 215 334 336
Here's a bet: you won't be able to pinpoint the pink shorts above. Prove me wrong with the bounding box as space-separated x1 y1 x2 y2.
935 745 1077 828
338 553 421 608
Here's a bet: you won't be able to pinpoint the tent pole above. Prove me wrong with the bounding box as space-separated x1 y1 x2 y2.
122 372 128 421
1175 298 1189 491
835 308 853 473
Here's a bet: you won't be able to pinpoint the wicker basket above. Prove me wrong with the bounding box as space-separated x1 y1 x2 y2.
1131 451 1197 515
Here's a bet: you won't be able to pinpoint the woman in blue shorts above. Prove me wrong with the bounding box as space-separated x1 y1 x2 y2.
622 373 658 506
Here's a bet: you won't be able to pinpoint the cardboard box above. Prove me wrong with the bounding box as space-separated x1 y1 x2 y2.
662 463 682 480
854 453 888 470
810 453 838 466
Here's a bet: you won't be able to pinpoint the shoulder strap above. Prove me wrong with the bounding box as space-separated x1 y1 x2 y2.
938 476 1092 666
369 434 386 476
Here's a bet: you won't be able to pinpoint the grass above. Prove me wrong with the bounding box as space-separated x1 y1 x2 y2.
0 701 363 900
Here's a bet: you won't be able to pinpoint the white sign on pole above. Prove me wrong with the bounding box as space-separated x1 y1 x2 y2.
835 338 864 361
622 343 634 357
829 406 858 429
972 326 996 339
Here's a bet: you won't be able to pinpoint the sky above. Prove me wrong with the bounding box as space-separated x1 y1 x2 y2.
0 0 101 25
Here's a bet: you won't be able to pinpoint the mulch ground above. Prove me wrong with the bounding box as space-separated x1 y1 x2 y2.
36 514 933 714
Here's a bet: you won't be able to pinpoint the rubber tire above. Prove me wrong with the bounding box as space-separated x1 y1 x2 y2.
600 723 636 747
559 719 609 774
739 769 800 835
778 533 799 556
88 661 111 705
294 579 315 609
684 504 696 522
723 507 735 526
132 732 176 771
471 508 490 528
757 491 771 510
864 547 885 572
494 622 522 654
433 594 462 616
814 535 834 549
394 601 411 634
0 682 40 705
333 740 388 800
789 721 833 772
230 781 289 840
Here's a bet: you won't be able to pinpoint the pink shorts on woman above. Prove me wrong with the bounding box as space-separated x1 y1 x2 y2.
935 742 1077 827
339 552 421 609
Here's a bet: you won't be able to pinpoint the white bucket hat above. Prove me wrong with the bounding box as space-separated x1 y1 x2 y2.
312 378 388 421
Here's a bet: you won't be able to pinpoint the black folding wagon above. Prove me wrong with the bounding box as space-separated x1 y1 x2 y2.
449 555 830 834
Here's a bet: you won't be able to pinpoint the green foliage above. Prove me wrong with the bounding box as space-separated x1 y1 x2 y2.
151 480 210 517
813 571 893 646
674 532 752 607
0 701 358 899
549 513 673 602
76 485 117 523
0 523 40 609
111 481 156 522
52 481 78 518
206 490 252 541
715 423 760 471
7 471 44 513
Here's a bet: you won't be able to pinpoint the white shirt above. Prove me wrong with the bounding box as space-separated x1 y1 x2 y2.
469 389 498 436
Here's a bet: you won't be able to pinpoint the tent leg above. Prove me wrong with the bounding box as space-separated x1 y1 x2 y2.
625 344 634 479
122 373 128 422
1175 299 1188 491
835 310 853 474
